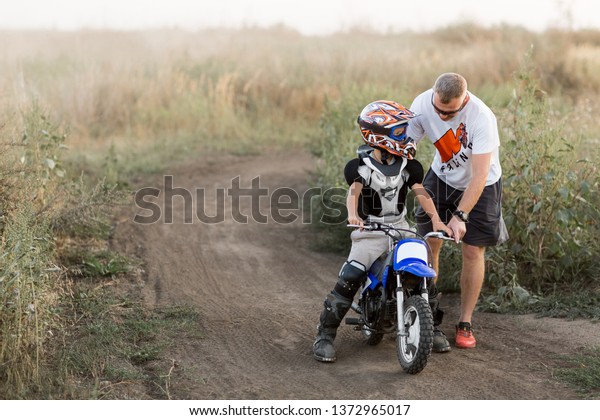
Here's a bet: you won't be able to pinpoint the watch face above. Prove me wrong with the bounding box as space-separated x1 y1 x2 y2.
455 211 468 222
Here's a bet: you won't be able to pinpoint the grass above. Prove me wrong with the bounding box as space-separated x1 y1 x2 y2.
0 106 67 398
531 293 600 320
554 347 600 398
60 246 134 278
480 288 600 320
53 281 201 399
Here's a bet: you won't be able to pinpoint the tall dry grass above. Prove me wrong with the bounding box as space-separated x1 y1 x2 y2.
3 26 599 156
0 105 68 397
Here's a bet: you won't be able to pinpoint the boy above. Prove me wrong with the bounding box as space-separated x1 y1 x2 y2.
313 100 453 362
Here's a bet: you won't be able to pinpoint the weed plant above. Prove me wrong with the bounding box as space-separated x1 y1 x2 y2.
0 106 67 397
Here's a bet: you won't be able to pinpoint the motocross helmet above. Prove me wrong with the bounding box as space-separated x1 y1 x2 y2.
357 100 417 159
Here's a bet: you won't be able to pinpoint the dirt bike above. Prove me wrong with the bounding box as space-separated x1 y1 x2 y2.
345 222 455 374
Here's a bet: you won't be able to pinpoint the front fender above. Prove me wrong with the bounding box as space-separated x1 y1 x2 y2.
397 262 437 278
393 238 437 278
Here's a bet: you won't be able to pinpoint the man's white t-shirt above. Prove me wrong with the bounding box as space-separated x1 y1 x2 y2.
407 89 502 190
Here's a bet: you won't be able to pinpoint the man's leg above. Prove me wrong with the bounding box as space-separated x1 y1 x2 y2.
455 243 486 348
459 244 486 323
426 238 443 284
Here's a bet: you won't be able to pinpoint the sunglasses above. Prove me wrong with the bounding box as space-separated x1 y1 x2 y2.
431 93 470 116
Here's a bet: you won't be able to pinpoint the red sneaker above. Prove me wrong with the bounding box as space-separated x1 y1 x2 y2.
455 322 476 348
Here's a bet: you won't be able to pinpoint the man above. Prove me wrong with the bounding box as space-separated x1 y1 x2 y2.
407 73 508 350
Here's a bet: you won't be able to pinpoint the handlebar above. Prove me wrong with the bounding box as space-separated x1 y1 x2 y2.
347 222 460 243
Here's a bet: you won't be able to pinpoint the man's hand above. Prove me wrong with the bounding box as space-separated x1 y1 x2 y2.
448 216 466 243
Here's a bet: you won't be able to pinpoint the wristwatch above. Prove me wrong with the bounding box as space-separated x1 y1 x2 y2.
453 210 469 223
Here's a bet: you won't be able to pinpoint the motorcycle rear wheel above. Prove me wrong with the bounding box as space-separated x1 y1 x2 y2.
396 295 433 374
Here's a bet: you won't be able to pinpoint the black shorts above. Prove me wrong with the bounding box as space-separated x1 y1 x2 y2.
416 170 508 247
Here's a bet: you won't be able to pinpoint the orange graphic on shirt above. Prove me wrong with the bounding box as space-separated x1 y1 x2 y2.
434 123 468 163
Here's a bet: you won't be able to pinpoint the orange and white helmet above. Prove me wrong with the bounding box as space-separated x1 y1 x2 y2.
357 100 417 159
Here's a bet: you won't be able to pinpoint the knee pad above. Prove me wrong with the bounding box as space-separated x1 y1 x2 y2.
333 260 366 300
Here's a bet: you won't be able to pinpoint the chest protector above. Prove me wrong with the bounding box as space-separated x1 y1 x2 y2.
356 146 409 217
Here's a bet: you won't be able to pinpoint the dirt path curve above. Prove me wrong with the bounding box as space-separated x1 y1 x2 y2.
113 149 599 399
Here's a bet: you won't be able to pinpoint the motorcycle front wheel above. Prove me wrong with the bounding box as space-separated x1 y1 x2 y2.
396 295 433 374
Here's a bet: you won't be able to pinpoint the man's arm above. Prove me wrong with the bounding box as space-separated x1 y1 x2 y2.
448 152 492 241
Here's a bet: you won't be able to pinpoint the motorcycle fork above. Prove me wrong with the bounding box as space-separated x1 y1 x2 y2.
395 273 407 337
396 274 430 337
420 277 429 301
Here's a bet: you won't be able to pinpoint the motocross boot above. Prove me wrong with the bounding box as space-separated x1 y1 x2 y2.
313 292 352 362
429 284 451 353
313 261 365 362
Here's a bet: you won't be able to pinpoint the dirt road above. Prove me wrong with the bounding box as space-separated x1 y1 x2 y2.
113 149 599 399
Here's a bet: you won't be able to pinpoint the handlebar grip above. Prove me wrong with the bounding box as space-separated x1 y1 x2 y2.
424 231 462 243
346 223 378 231
425 231 453 239
347 224 365 230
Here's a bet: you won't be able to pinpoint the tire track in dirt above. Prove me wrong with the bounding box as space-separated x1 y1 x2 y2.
113 149 599 399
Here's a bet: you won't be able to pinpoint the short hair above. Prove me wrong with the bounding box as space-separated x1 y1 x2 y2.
433 73 467 104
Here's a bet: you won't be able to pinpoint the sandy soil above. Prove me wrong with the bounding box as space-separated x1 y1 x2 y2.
112 149 600 400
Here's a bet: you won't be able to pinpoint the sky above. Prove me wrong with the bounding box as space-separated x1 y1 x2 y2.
0 0 599 34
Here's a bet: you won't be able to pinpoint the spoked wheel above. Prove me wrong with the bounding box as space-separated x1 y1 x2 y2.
361 286 384 345
396 295 433 374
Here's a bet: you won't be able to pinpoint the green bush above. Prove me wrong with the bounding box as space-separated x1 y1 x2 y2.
488 54 600 297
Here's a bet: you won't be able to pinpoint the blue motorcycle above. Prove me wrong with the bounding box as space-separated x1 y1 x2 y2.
345 223 454 374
